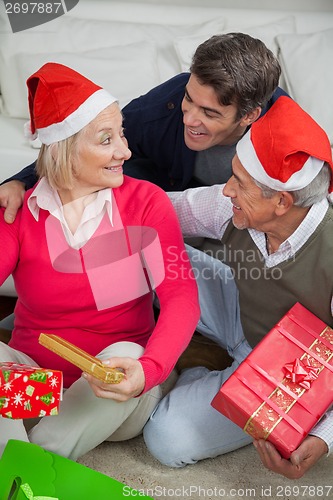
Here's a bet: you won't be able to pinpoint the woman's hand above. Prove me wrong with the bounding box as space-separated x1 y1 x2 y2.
253 435 328 479
82 357 145 402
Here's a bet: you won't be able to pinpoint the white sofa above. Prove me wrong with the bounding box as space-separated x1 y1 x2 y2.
0 0 333 296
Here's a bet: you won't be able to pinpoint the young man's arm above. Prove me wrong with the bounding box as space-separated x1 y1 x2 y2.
2 161 38 189
168 184 232 239
0 161 37 223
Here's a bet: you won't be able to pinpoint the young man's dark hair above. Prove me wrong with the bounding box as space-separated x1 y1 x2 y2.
191 33 281 120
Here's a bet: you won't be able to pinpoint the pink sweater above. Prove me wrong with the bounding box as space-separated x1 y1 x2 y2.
0 177 200 391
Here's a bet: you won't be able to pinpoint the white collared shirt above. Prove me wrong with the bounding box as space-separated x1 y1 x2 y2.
169 185 329 267
248 198 328 267
28 178 113 249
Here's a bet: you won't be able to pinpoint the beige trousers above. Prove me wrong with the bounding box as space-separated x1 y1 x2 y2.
0 341 162 460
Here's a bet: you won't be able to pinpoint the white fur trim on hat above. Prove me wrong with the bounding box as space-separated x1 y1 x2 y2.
237 130 324 192
36 89 117 145
24 120 38 142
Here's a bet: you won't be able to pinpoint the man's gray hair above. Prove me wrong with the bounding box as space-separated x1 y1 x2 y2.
253 163 331 207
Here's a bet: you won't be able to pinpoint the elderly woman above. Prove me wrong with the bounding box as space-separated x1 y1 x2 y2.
0 63 200 460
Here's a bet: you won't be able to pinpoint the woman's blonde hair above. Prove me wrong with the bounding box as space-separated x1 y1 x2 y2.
36 129 84 190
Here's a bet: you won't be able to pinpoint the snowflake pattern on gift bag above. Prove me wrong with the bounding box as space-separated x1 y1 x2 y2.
0 363 62 419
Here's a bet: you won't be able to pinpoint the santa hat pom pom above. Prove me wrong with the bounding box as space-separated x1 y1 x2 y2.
24 120 38 141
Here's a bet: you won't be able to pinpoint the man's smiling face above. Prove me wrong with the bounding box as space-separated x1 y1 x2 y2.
223 155 278 231
181 74 249 150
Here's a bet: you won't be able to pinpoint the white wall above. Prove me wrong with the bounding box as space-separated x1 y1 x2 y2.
79 0 333 12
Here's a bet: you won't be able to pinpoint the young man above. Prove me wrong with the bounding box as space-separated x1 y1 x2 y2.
143 96 333 480
0 32 287 223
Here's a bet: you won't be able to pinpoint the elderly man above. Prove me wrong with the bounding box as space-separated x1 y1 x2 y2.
143 96 333 479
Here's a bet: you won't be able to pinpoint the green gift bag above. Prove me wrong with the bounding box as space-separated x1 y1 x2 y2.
0 440 153 499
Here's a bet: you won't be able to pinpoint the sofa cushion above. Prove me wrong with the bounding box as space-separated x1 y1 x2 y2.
174 16 296 73
12 42 160 119
276 29 333 145
57 16 226 82
0 15 226 119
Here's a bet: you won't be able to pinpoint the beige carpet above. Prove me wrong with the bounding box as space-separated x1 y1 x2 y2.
78 435 333 500
79 361 333 499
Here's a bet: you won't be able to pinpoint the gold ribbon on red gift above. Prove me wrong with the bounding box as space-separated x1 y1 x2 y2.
241 322 333 440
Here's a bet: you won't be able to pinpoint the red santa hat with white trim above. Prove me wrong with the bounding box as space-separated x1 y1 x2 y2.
237 96 333 195
24 62 118 145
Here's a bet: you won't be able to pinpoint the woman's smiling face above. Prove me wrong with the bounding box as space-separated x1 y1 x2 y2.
72 103 131 195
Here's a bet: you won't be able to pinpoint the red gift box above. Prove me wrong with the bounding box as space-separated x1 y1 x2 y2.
211 303 333 459
0 363 63 419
